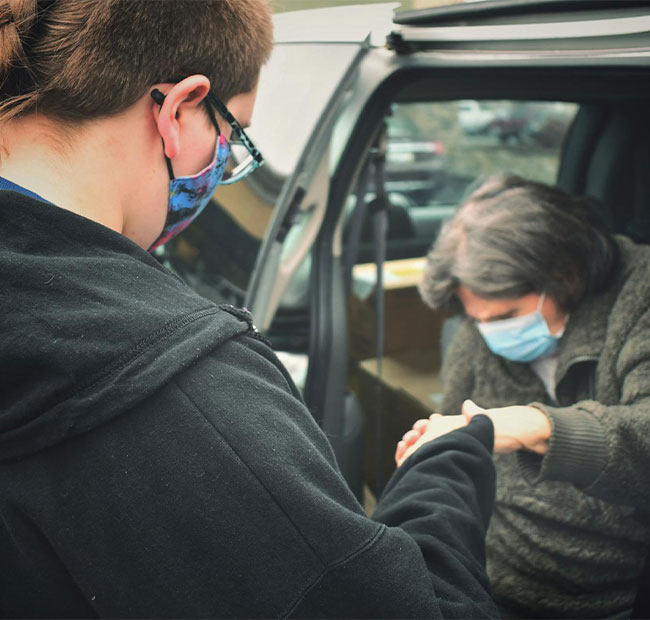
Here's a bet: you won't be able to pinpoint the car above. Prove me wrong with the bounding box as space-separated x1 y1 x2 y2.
458 99 497 134
161 0 650 539
386 108 445 166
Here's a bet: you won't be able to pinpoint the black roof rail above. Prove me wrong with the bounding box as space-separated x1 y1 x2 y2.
393 0 650 26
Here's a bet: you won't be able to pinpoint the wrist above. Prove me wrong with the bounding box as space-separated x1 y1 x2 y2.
538 403 607 486
529 406 552 454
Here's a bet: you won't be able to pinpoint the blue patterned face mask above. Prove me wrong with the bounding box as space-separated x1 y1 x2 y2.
149 134 230 252
476 293 561 362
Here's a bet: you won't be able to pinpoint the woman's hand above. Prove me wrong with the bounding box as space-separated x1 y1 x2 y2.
395 418 429 466
395 414 468 467
462 399 551 455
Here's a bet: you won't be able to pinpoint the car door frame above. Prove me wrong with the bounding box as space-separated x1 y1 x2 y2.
244 40 370 331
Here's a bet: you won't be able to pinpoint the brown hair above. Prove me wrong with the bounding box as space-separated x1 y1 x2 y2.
419 173 620 314
0 0 273 124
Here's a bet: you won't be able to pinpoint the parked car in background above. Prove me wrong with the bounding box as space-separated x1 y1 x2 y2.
486 101 530 143
386 109 445 166
160 0 650 521
458 99 496 134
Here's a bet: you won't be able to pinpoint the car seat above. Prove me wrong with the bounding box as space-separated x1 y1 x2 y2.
557 102 650 243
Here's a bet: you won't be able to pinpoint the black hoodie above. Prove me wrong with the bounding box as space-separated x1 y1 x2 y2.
0 191 498 619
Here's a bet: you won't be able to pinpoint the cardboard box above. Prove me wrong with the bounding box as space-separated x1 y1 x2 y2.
354 348 445 493
349 258 444 360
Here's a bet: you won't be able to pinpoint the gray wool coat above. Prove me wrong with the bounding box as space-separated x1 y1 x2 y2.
441 235 650 618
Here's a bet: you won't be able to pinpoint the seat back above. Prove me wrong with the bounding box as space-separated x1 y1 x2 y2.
557 102 650 242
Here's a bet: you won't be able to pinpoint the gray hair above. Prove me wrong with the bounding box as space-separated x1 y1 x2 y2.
419 174 620 313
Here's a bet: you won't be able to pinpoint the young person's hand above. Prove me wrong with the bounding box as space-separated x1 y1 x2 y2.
462 399 551 455
395 418 429 465
395 414 468 467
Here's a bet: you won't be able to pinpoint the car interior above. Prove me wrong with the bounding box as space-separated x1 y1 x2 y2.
558 101 650 242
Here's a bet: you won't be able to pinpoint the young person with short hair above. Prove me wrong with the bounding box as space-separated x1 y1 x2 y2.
0 1 498 617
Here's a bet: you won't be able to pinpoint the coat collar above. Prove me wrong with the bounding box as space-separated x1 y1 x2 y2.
555 235 637 380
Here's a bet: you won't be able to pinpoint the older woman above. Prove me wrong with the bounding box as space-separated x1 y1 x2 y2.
398 174 650 618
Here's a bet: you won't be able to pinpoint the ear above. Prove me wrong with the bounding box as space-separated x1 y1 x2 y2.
151 75 211 159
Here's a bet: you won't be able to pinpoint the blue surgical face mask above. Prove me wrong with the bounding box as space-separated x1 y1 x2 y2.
476 293 562 362
149 135 230 252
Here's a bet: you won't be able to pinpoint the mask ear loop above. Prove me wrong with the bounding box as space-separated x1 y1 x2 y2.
536 292 558 337
151 88 176 180
203 98 221 139
540 292 569 336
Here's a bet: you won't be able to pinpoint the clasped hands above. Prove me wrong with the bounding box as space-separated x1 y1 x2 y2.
394 399 552 467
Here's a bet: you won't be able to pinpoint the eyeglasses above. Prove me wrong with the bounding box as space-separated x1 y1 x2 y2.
150 88 264 185
204 92 264 185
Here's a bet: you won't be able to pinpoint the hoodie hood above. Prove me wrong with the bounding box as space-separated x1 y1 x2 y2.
0 192 250 462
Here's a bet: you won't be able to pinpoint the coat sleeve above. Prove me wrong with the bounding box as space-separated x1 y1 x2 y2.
290 416 498 620
24 331 499 618
227 336 501 619
183 334 500 619
520 303 650 511
440 319 478 416
368 416 498 620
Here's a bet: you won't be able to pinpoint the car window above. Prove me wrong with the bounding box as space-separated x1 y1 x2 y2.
348 99 579 265
388 99 578 208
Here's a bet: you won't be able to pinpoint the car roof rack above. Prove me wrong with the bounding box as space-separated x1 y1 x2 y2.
393 0 650 26
388 0 650 54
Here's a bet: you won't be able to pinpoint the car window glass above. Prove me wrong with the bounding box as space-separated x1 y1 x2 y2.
348 99 578 266
388 100 578 206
